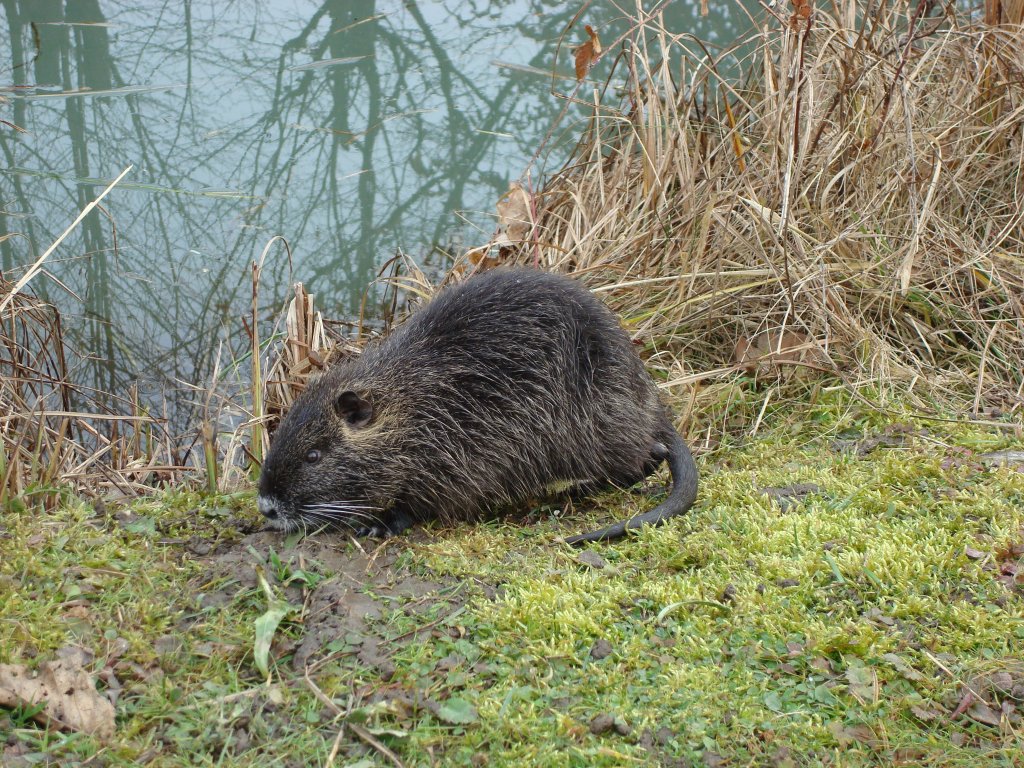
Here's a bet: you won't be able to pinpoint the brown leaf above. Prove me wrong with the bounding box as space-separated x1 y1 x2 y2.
967 701 1002 727
909 705 943 722
734 330 824 374
576 550 607 569
882 653 925 682
573 25 601 81
0 658 116 739
829 721 880 747
495 183 532 243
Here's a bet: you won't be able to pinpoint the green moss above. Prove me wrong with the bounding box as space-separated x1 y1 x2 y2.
2 399 1022 765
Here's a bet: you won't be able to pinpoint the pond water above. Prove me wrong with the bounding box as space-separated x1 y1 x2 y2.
0 0 757 421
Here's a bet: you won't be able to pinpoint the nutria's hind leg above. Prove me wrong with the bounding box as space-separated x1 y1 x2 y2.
607 442 669 491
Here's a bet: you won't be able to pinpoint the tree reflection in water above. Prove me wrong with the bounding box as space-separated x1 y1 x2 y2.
0 0 754 425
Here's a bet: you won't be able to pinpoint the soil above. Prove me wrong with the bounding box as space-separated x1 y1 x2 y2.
196 530 466 674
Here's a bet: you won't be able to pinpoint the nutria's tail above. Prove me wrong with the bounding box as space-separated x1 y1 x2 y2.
565 429 698 546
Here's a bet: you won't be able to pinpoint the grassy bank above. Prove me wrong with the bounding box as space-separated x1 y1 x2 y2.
2 395 1022 766
3 1 1024 766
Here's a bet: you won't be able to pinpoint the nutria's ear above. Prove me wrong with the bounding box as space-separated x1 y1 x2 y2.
335 390 373 428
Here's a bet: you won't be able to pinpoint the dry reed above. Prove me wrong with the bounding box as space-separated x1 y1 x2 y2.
459 1 1024 423
7 2 1024 501
0 280 180 505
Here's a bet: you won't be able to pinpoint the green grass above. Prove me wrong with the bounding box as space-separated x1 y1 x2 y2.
2 396 1022 766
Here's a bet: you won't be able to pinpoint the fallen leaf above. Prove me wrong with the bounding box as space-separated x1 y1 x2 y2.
909 705 944 722
573 24 602 81
882 653 925 682
828 720 879 746
980 450 1024 468
576 550 607 569
759 483 822 511
967 701 1002 727
965 546 986 560
734 330 825 375
0 658 116 739
495 183 532 242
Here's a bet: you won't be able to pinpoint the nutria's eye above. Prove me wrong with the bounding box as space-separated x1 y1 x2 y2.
305 449 321 464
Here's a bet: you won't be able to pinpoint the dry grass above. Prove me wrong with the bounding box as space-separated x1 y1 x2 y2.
453 1 1024 426
0 279 180 505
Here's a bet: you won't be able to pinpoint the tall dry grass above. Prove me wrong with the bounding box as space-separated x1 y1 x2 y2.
0 169 187 504
461 1 1024 426
0 279 181 505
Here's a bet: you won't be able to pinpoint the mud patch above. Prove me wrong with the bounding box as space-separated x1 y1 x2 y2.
196 530 468 674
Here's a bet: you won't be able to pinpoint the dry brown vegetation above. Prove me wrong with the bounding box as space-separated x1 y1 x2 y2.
0 278 180 505
458 0 1024 428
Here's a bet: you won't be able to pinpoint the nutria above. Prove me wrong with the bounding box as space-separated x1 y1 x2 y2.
257 267 698 545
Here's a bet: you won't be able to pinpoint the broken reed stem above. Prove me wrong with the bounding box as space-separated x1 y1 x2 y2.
251 259 264 472
0 166 132 315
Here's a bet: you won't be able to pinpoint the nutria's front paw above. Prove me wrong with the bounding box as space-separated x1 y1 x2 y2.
355 510 413 539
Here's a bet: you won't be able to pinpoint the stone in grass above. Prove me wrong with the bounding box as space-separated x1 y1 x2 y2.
589 712 630 736
576 550 607 569
590 638 613 660
759 483 822 511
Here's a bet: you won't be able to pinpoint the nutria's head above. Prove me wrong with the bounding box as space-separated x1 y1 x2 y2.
257 371 396 534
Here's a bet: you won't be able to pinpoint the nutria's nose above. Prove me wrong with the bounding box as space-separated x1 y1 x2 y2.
257 495 279 519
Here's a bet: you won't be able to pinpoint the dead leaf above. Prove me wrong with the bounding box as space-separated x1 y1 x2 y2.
573 24 601 81
0 657 116 739
733 330 825 375
495 183 532 243
790 0 813 29
882 653 925 682
980 450 1024 468
829 720 879 747
465 246 501 271
909 705 944 722
576 550 607 569
967 701 1002 727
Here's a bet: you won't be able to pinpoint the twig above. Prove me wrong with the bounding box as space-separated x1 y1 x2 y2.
349 722 406 768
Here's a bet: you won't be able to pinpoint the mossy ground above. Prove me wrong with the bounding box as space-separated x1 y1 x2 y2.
2 396 1022 767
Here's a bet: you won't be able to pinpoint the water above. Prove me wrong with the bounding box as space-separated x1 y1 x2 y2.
0 0 757 420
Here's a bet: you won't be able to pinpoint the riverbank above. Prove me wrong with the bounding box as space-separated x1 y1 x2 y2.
3 3 1024 766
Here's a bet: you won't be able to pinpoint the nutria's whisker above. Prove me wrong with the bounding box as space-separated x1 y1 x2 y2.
303 502 382 512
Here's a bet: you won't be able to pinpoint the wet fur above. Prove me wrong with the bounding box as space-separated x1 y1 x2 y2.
258 267 698 542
